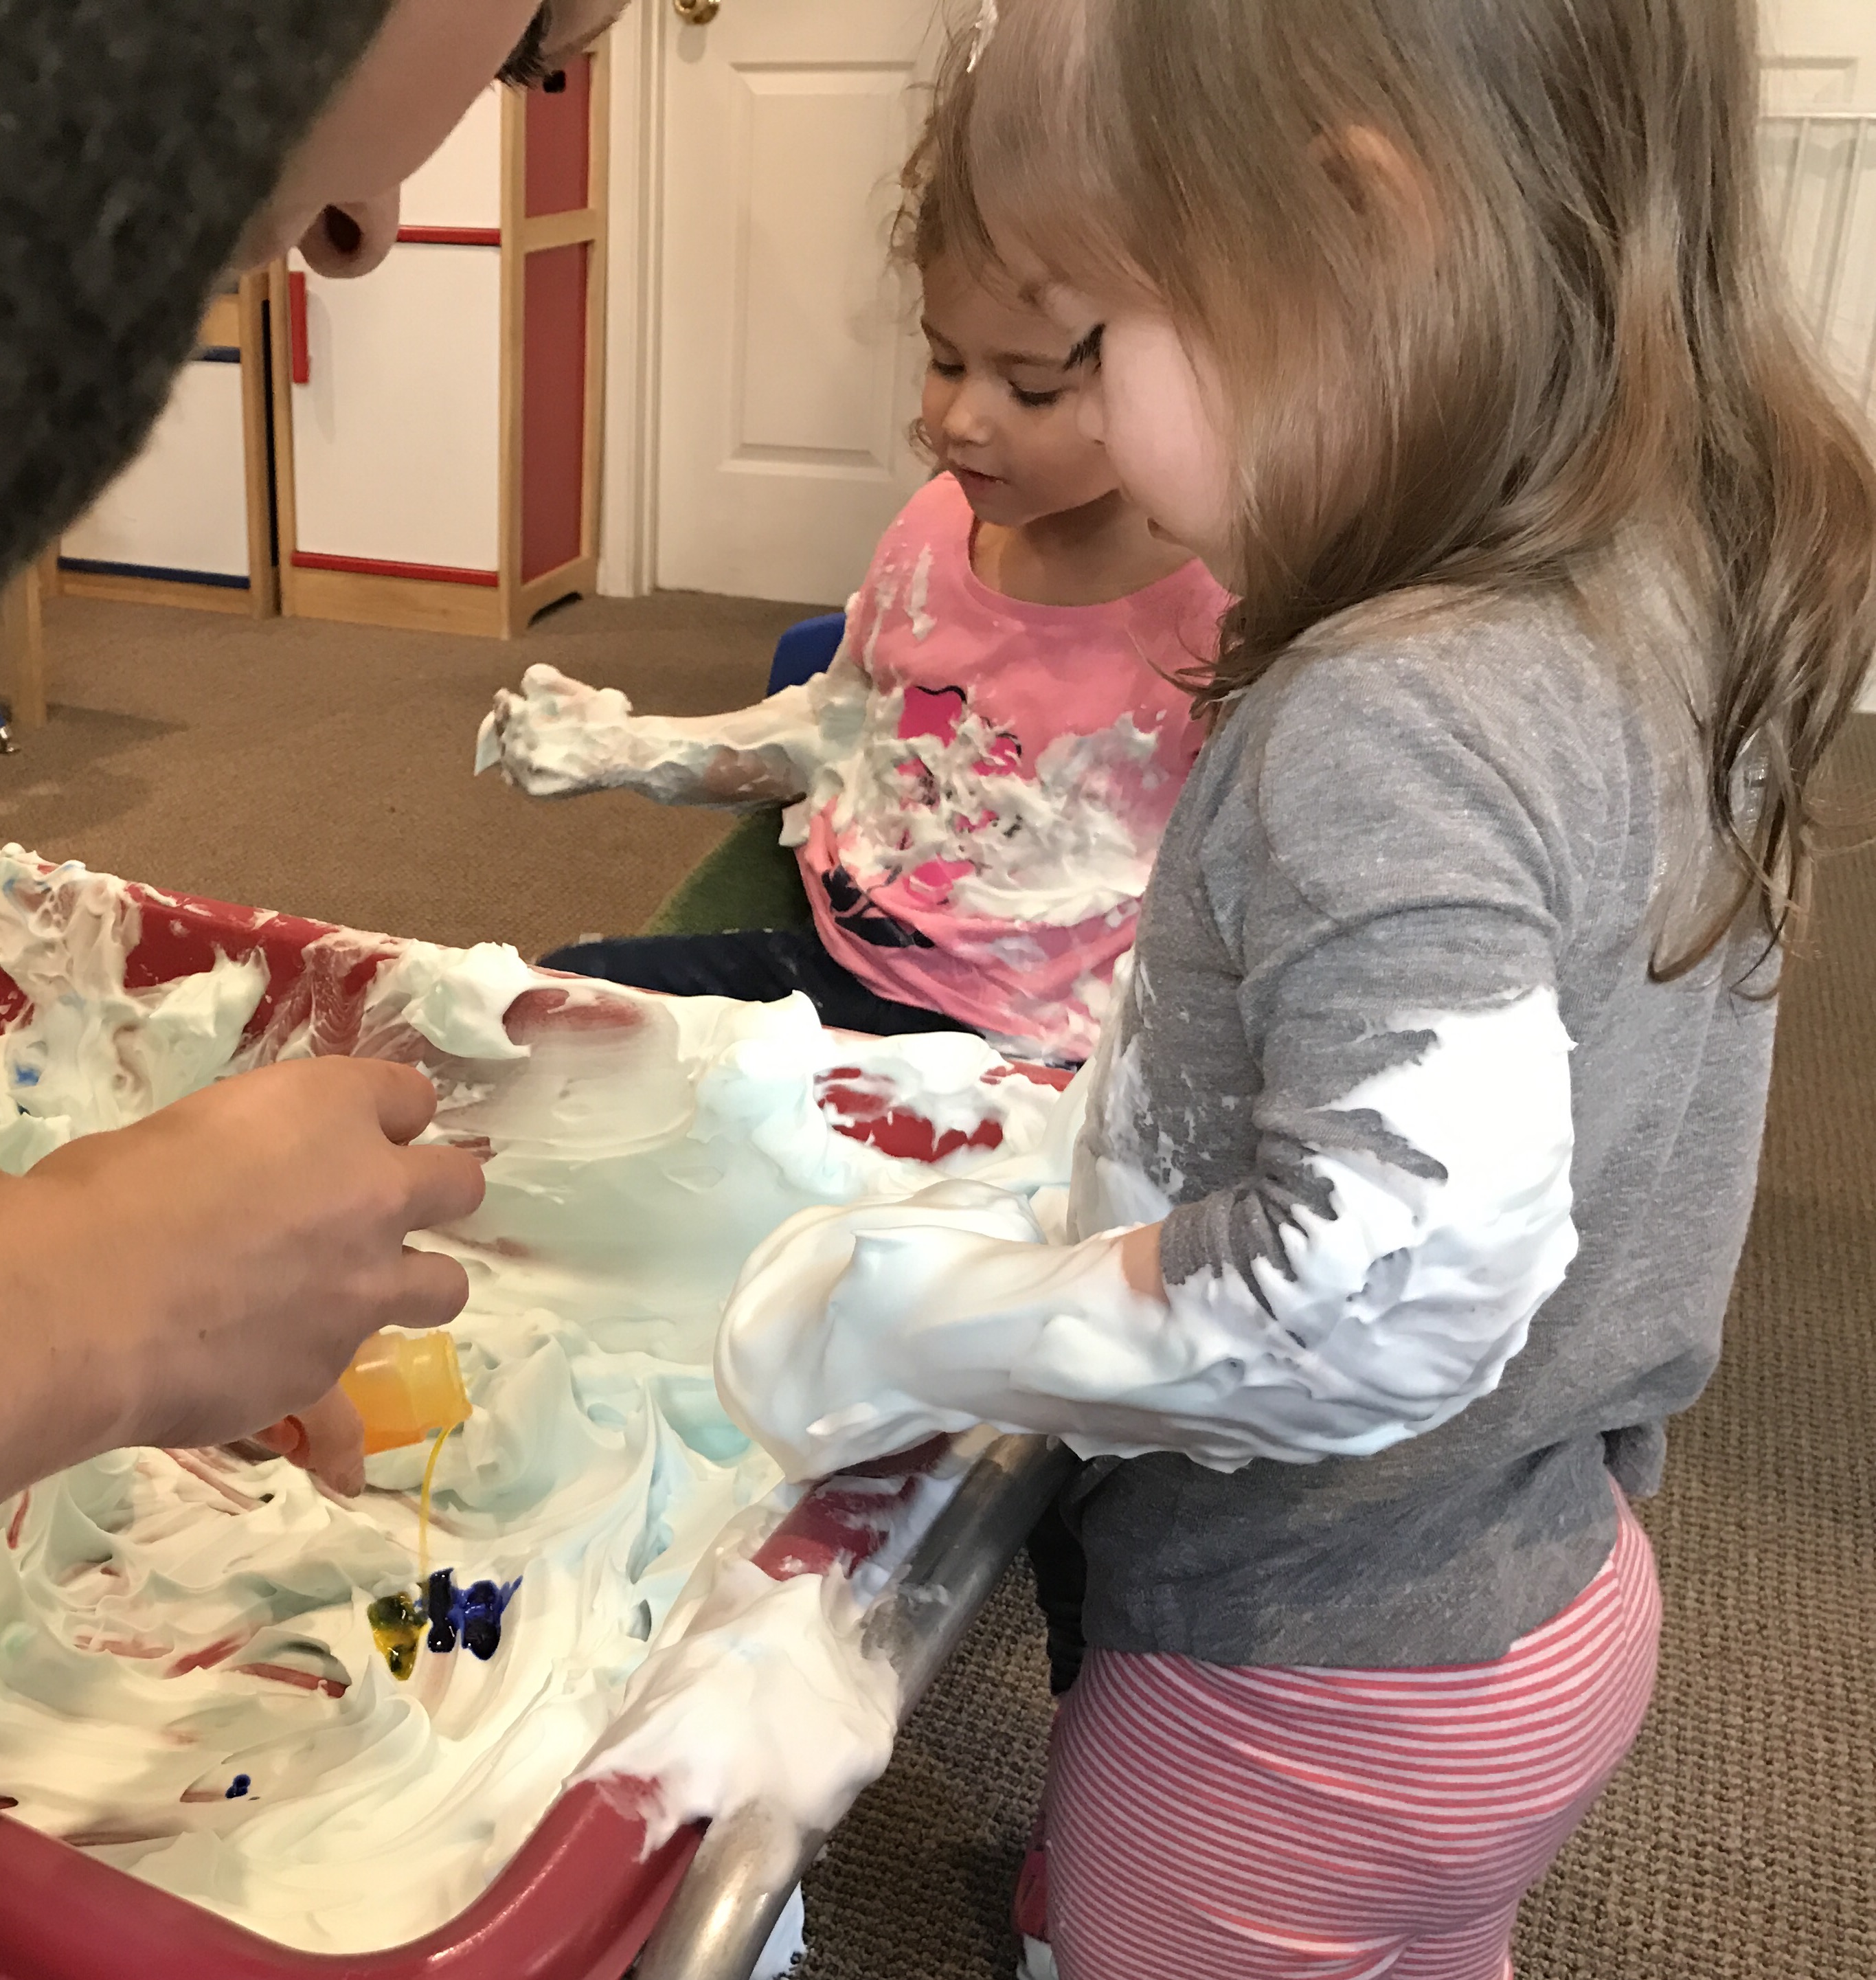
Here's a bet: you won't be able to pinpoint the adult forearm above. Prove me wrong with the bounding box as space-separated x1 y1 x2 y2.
0 1174 137 1501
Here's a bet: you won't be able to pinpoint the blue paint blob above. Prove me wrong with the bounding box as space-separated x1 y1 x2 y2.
425 1570 458 1653
455 1577 521 1661
12 1066 38 1088
226 1774 251 1800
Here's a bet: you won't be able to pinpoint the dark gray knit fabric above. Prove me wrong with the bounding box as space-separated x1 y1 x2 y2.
0 0 394 585
1068 587 1778 1668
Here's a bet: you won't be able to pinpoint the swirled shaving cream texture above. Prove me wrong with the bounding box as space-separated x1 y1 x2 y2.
0 850 1056 1952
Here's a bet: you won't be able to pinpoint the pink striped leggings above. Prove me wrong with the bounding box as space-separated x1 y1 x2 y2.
1046 1490 1660 1980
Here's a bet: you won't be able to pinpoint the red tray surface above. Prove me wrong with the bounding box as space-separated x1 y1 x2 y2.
0 868 1000 1979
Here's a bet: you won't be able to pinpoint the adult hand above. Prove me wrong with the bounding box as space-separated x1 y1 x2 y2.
0 1058 484 1501
253 1386 369 1498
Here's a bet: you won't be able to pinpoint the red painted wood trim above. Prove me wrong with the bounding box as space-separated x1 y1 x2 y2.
525 54 591 217
521 243 588 583
286 270 309 385
291 552 499 587
396 225 501 246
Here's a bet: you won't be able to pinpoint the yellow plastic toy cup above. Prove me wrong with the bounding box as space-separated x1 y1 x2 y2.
339 1331 472 1456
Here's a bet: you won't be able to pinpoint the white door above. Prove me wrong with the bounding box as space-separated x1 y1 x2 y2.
1761 2 1876 712
651 0 955 605
1763 1 1876 106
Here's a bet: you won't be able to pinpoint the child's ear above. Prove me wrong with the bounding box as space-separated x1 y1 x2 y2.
1312 125 1438 256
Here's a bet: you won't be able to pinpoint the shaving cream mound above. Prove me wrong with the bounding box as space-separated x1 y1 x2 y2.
0 847 1065 1953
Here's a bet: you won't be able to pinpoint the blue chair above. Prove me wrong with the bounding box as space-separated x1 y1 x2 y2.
766 611 846 695
640 612 846 936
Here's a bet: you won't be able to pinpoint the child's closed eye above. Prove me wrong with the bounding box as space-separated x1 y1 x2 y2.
1010 383 1067 409
1063 324 1106 373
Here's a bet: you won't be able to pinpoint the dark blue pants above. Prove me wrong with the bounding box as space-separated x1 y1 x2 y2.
540 926 978 1040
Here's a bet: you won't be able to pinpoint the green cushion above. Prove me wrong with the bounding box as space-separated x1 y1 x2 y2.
642 808 814 935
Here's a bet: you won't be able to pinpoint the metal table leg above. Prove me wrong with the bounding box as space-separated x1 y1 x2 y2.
633 1434 1076 1980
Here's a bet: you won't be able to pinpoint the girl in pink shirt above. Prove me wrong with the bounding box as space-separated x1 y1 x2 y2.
479 124 1229 1061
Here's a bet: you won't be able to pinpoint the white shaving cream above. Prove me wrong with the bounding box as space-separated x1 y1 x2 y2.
477 640 868 809
0 847 1065 1954
721 992 1576 1474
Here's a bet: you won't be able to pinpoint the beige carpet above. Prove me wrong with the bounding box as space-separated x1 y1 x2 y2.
0 589 832 955
3 595 1873 1979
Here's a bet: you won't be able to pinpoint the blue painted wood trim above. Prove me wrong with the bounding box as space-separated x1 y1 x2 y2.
58 557 249 590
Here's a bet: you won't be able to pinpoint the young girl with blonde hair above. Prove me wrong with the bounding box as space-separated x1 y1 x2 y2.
714 1 1876 1974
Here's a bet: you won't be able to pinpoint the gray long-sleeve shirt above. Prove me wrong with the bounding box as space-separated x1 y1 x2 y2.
1066 585 1776 1667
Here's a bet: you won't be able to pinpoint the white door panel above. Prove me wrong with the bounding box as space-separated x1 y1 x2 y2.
400 86 503 231
291 246 502 572
1763 1 1876 104
63 362 248 580
1762 3 1876 710
655 2 951 604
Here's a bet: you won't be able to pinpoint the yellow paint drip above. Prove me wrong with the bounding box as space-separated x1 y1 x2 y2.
418 1428 449 1586
366 1591 422 1681
366 1432 457 1682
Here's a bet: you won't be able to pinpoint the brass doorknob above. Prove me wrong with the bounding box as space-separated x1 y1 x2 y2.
673 0 720 21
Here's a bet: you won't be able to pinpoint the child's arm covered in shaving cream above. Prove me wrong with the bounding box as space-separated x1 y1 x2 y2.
714 977 1576 1481
716 649 1593 1483
475 649 868 807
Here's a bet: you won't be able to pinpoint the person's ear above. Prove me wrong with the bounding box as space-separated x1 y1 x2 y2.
297 192 402 279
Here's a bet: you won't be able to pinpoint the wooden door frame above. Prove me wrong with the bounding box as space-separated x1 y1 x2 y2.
597 2 663 599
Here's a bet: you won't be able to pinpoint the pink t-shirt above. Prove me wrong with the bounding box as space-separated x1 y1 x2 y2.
798 473 1229 1059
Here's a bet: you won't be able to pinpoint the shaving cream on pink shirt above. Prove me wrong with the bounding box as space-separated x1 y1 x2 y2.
795 474 1226 1059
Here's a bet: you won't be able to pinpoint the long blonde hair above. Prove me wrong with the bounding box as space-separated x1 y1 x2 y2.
942 0 1876 971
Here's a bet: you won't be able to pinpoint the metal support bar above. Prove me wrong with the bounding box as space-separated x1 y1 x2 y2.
633 1434 1077 1980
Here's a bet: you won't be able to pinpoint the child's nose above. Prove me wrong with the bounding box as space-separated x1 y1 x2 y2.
1076 382 1105 446
942 380 998 447
929 372 989 443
